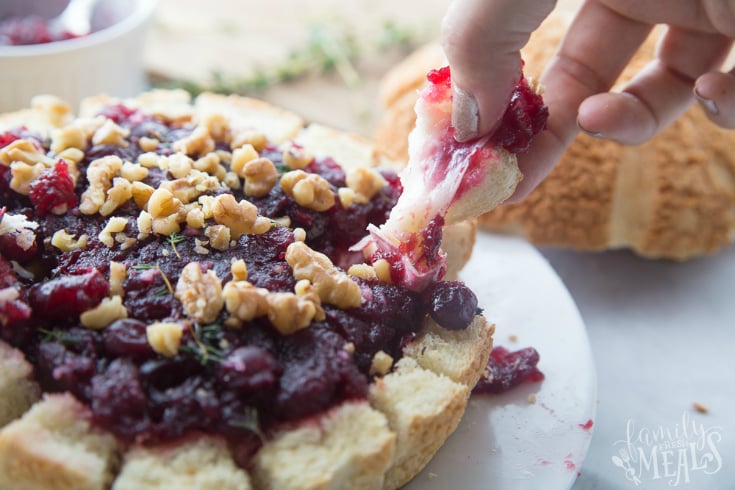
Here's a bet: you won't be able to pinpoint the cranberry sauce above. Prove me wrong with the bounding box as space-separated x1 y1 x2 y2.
0 110 474 447
473 346 544 394
0 16 83 46
426 65 548 154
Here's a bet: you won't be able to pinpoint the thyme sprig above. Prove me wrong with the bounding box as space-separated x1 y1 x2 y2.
39 328 81 346
231 406 265 441
157 19 424 97
131 262 174 296
167 232 186 259
182 322 225 366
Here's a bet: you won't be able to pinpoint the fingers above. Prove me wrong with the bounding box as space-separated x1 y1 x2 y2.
441 0 556 141
695 70 735 128
505 0 651 201
577 28 733 143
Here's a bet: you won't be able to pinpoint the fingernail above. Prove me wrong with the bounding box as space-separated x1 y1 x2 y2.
577 118 604 138
452 84 479 142
694 86 719 115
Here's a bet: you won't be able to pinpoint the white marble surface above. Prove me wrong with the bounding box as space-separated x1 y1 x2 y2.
538 243 735 489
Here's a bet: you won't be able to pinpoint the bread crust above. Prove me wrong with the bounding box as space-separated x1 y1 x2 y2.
0 91 494 490
0 341 40 428
376 14 735 260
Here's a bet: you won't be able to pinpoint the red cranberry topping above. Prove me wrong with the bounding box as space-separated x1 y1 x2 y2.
216 346 280 394
473 346 545 394
29 269 109 320
489 75 548 153
0 105 481 453
29 160 78 217
0 16 82 46
425 65 548 153
103 319 156 361
424 281 478 330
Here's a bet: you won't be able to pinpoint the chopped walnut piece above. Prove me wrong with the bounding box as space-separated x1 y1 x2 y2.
282 143 313 170
346 167 387 201
294 279 325 321
173 125 215 156
693 402 709 414
118 162 148 183
230 144 259 177
373 259 393 283
231 259 248 281
186 207 205 229
194 152 226 180
56 148 85 167
1 139 55 167
109 261 127 297
223 171 241 190
99 217 128 248
285 241 362 309
222 279 319 335
265 292 317 335
159 170 220 204
80 156 123 215
80 296 128 330
243 157 278 197
50 229 88 252
138 152 163 169
230 129 267 152
338 187 359 208
138 137 159 152
369 351 394 376
50 126 85 154
202 113 230 143
212 194 271 239
205 224 232 251
348 263 377 280
131 182 155 209
99 177 133 216
280 170 335 212
146 322 184 358
293 227 306 242
194 238 210 255
223 281 269 322
92 119 130 147
9 162 45 195
175 262 224 324
148 188 182 218
137 211 153 239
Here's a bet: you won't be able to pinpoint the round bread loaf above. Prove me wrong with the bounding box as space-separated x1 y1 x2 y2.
376 14 735 260
0 90 492 490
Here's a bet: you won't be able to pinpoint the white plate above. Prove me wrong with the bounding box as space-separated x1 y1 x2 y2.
405 232 597 490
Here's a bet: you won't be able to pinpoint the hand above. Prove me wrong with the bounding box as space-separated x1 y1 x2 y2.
442 0 735 201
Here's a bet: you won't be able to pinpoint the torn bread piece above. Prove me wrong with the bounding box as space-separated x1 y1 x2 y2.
0 394 121 490
0 341 40 428
253 402 395 490
359 66 546 291
113 437 252 490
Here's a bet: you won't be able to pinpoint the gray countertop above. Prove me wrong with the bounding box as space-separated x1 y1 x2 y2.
542 244 735 489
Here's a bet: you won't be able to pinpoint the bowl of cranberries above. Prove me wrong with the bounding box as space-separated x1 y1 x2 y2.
0 0 157 113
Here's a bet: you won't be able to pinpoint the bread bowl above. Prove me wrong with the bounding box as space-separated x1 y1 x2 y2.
0 88 507 489
376 14 735 260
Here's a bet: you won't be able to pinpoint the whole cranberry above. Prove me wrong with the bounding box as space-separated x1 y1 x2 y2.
216 346 280 394
29 269 109 319
103 319 155 361
425 281 478 330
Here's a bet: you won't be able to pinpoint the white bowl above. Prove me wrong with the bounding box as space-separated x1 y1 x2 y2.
0 0 158 113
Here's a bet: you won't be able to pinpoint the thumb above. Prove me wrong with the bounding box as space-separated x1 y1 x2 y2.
441 0 556 141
